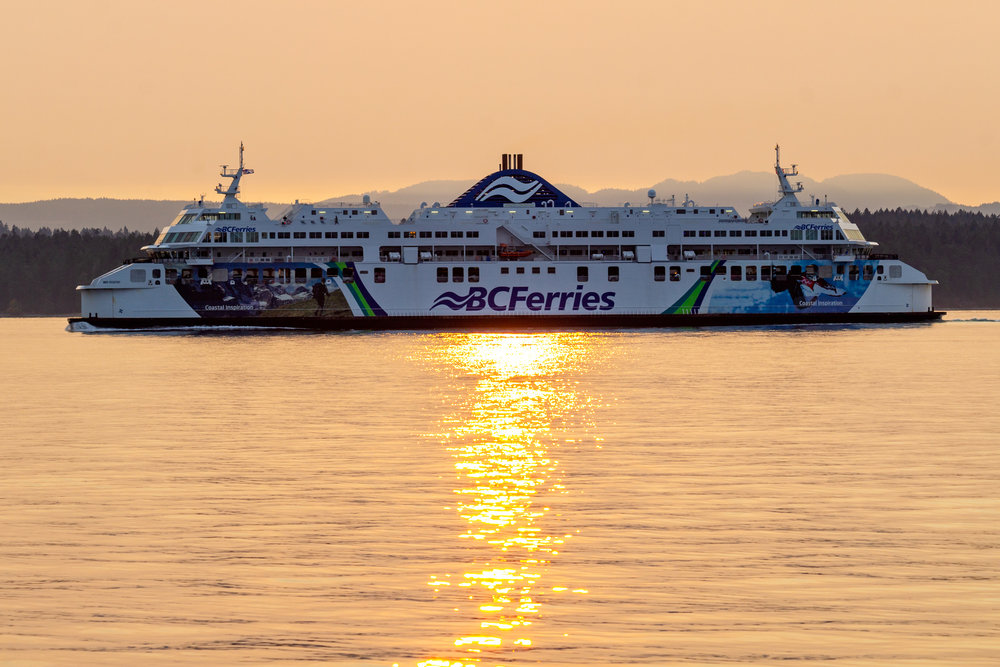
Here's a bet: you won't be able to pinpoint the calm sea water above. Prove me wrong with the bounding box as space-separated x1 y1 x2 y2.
1 314 999 666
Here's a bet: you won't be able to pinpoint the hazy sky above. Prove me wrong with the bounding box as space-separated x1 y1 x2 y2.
2 0 998 204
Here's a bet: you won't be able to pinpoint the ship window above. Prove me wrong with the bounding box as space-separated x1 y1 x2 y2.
608 266 619 282
745 230 757 237
213 231 228 243
342 267 355 281
837 264 846 275
863 264 874 280
714 230 726 238
780 230 789 237
729 230 742 237
683 230 695 237
709 209 715 214
437 267 448 282
877 264 885 274
592 230 604 238
533 231 545 238
451 231 463 238
311 268 323 279
760 230 772 237
700 265 711 278
246 231 259 243
419 231 432 238
501 267 509 275
652 230 665 237
761 265 771 280
670 266 680 281
560 230 572 238
293 231 305 238
607 230 620 238
309 232 321 239
836 230 845 240
403 231 415 239
351 210 358 215
789 265 802 276
532 267 540 274
453 267 464 282
730 265 742 281
342 232 354 239
849 265 860 280
469 267 479 283
654 266 665 282
152 269 161 279
890 265 902 278
435 231 447 238
387 231 401 238
375 267 385 283
467 231 479 238
622 230 635 238
516 267 525 274
294 268 307 283
576 230 588 237
821 229 833 240
577 266 588 282
277 232 289 239
746 265 757 280
805 229 818 240
676 209 686 214
693 209 699 215
698 230 710 237
130 269 145 283
326 232 338 239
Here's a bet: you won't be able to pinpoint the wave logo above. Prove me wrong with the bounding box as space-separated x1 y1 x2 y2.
431 290 483 311
475 176 543 203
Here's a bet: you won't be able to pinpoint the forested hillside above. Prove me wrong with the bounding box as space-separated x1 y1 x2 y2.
0 210 997 316
0 224 156 315
850 209 1000 308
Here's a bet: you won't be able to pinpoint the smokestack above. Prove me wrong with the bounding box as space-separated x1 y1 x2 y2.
517 154 523 170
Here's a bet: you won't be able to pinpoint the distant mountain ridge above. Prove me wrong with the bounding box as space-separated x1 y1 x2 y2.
2 171 991 233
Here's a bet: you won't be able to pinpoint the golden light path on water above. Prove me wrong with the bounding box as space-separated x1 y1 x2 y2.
417 333 596 667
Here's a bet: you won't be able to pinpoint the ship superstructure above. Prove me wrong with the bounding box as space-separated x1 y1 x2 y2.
68 147 941 331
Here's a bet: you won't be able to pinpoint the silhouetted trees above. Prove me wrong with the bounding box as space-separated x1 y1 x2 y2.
0 222 156 315
850 209 1000 308
0 209 998 316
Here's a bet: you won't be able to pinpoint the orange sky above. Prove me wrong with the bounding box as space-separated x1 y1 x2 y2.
2 0 998 204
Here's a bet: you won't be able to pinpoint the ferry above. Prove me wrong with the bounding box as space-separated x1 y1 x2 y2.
67 146 942 331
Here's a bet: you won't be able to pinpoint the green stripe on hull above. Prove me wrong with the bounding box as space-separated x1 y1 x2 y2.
663 260 723 315
331 261 375 317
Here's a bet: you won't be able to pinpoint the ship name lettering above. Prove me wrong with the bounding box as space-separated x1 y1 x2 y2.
431 286 616 312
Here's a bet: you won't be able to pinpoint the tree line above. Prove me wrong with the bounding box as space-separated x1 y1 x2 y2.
1 209 998 316
0 223 157 315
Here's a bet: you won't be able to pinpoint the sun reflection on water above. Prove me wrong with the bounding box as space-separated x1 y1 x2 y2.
418 333 594 666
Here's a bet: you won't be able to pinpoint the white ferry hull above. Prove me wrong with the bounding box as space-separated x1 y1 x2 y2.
70 257 940 331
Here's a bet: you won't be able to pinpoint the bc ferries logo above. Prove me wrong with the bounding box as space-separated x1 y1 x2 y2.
432 286 616 312
475 177 543 203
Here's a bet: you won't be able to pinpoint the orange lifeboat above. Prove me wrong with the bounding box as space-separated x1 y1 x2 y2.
498 243 533 259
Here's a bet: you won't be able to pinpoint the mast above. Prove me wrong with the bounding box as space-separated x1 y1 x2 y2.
774 143 803 201
216 142 252 204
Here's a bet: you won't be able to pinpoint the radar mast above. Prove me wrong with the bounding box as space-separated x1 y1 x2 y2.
216 142 252 203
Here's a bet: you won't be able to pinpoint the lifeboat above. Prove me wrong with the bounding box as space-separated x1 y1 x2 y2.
498 243 533 259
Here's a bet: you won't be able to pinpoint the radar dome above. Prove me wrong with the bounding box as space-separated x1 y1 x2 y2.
647 189 656 200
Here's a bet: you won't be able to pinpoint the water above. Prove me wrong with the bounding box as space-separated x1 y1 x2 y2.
2 315 999 665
